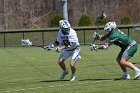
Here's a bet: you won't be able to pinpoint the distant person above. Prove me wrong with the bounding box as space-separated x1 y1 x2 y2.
91 22 140 80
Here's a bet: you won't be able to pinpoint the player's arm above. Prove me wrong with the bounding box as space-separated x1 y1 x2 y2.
93 32 108 41
100 34 108 41
90 42 111 51
43 40 62 52
98 43 111 49
53 40 66 52
54 39 72 51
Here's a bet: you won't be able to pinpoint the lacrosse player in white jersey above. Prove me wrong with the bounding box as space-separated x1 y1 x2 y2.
54 20 80 81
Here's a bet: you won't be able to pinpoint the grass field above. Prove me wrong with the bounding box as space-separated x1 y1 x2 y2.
0 45 140 93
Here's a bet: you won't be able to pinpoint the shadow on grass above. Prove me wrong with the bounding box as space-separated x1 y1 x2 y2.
132 62 140 64
79 78 113 81
40 80 69 82
40 78 134 82
79 78 133 81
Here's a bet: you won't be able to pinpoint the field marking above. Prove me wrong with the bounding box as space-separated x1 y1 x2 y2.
2 87 42 93
2 80 111 93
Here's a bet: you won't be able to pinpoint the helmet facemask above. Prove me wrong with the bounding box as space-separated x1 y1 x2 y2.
104 28 111 35
59 20 71 34
104 22 116 35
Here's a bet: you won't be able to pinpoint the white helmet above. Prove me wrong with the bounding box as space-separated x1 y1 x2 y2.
104 22 117 35
59 20 71 33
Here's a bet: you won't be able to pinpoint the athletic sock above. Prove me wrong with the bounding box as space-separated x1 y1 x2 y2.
64 69 68 72
133 67 140 72
124 71 129 76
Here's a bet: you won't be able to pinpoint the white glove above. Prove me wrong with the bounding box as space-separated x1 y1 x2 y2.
43 46 50 51
43 43 54 51
102 43 109 49
90 43 98 51
55 47 60 53
92 32 100 40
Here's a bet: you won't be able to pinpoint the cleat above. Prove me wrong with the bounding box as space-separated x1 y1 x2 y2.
70 75 76 81
134 70 140 80
118 74 130 80
60 70 68 80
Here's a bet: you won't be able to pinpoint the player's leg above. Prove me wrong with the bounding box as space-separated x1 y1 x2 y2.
120 44 140 80
58 58 67 71
116 51 130 80
119 58 140 80
58 50 69 80
70 48 80 81
70 59 76 75
69 59 77 81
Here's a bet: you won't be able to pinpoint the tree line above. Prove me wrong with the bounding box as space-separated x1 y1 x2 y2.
0 0 140 30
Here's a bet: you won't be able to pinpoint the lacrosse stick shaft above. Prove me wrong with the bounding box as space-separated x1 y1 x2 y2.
93 23 99 44
92 11 106 44
48 47 56 51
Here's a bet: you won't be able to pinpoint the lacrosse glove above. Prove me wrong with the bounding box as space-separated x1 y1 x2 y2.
92 32 100 40
90 43 98 51
55 47 60 53
43 43 54 51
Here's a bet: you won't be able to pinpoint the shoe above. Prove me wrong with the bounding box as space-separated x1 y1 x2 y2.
134 70 140 80
118 74 130 80
70 75 76 81
60 70 68 80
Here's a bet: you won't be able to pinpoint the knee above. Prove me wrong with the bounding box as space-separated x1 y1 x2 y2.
116 58 120 63
70 60 76 68
70 63 76 68
58 58 65 64
58 61 63 65
116 58 126 65
70 64 74 67
119 59 127 65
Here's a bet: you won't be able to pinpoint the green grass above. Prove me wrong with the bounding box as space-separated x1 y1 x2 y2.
0 45 140 93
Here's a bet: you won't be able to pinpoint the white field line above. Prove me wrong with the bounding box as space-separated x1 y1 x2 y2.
2 80 111 93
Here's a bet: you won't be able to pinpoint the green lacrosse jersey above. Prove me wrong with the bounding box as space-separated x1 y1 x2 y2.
108 28 134 49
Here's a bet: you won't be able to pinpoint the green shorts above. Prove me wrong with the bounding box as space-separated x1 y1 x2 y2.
117 44 138 60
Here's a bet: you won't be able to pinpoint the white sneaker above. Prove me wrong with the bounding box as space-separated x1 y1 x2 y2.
60 70 68 80
134 70 140 80
70 75 76 81
118 74 130 80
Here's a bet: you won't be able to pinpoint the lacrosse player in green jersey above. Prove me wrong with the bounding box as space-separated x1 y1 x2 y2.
91 22 140 80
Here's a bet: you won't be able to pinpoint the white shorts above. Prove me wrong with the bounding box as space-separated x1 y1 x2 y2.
59 47 80 61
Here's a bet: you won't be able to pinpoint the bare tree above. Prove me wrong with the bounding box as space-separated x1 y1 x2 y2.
0 0 140 29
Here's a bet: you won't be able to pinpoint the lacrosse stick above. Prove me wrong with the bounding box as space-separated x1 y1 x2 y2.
91 11 106 51
43 44 62 53
92 11 106 44
21 39 42 47
21 39 60 53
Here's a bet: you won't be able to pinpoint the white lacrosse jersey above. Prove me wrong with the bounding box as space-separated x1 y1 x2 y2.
56 28 80 51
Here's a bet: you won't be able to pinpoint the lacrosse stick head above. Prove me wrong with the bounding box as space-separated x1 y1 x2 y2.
99 11 106 22
21 39 32 46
